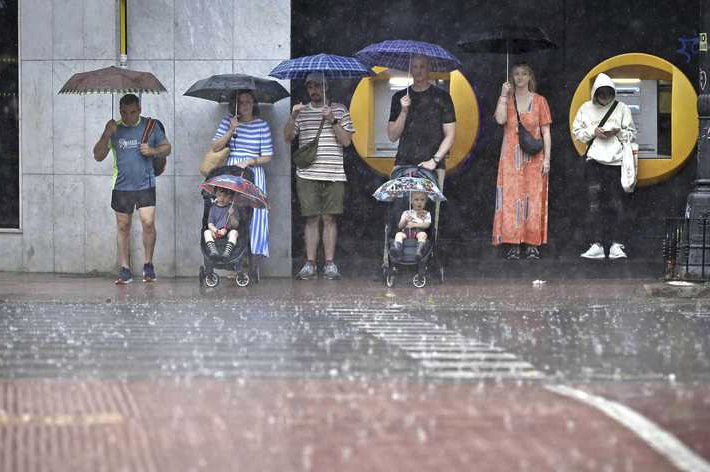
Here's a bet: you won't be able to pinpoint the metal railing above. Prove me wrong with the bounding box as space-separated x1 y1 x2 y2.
664 217 710 281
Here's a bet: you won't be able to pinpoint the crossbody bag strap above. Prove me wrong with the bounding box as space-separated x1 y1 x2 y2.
314 118 325 140
584 100 619 156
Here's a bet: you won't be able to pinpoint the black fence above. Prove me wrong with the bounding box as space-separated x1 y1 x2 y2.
664 218 710 281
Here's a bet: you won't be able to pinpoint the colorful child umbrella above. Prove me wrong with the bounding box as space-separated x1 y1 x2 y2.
200 174 270 210
372 176 447 203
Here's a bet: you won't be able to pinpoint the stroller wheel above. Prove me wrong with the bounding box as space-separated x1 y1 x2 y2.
236 272 250 287
199 266 205 287
204 271 220 288
413 273 427 288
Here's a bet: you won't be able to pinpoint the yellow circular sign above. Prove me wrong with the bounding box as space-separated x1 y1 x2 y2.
569 53 698 186
350 68 479 176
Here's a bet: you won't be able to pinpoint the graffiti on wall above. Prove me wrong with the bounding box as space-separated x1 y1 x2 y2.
676 36 699 63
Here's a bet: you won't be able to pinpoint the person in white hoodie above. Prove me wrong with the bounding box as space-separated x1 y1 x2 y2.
573 73 637 260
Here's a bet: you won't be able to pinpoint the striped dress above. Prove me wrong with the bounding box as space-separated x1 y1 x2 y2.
214 116 273 257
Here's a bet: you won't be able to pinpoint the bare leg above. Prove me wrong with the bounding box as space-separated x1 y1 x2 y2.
304 216 321 263
394 232 406 243
227 229 238 244
115 212 132 268
203 229 215 243
322 214 337 262
138 206 156 264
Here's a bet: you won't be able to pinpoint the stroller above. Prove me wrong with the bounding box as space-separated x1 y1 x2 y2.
379 166 445 288
198 165 259 289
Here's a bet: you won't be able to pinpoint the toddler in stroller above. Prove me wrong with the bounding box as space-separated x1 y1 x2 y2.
378 166 444 288
199 166 256 288
389 191 431 260
203 187 240 259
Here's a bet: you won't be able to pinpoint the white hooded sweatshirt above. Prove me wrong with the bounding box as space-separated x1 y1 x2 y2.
572 73 637 166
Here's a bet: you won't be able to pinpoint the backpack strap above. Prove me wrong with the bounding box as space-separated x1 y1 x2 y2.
141 117 156 144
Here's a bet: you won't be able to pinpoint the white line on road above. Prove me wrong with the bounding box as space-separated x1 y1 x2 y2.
546 385 710 472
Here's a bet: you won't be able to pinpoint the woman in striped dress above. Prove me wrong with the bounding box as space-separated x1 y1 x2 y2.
212 90 273 258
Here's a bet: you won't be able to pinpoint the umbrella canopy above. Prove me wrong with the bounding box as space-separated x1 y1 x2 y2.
58 66 167 95
457 25 557 81
200 174 270 210
355 39 462 72
183 74 289 104
268 53 374 80
457 25 558 55
373 176 446 203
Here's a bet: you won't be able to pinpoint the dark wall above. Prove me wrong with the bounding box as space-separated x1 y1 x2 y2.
0 0 19 229
290 0 700 262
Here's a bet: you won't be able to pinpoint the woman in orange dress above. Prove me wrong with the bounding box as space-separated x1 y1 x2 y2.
492 62 552 259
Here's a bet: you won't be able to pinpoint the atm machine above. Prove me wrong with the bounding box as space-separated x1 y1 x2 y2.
612 78 671 159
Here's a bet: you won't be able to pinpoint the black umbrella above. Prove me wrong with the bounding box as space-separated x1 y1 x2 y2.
183 74 289 104
458 25 558 81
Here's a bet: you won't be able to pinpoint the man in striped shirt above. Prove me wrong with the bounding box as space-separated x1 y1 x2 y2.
284 72 355 280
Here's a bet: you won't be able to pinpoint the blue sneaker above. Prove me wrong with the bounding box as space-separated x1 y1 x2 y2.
142 263 156 282
115 266 133 285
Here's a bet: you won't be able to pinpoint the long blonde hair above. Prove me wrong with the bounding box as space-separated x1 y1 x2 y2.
510 62 536 93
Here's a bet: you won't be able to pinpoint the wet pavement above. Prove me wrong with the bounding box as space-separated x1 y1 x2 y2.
0 272 709 471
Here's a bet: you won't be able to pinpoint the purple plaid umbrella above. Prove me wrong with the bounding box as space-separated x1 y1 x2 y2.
354 39 462 73
269 53 374 104
354 40 462 97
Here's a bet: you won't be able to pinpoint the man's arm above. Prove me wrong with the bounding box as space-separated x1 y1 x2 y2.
93 119 117 162
435 122 456 158
284 103 305 143
140 139 171 159
332 122 352 147
419 122 455 171
387 95 410 142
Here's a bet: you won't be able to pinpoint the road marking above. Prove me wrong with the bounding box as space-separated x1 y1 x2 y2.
330 307 545 380
546 385 710 472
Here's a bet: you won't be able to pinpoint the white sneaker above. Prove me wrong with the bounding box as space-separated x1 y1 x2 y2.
581 243 605 259
608 243 627 259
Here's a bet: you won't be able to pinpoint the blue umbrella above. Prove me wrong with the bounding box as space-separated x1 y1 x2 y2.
354 39 462 73
269 53 373 104
269 53 374 80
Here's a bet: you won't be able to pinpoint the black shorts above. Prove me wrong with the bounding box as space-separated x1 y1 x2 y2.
111 188 156 214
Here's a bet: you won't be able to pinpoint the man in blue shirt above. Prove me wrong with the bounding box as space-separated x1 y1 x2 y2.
93 94 171 284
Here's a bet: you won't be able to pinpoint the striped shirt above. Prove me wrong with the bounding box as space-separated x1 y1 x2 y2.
294 103 354 182
214 117 273 159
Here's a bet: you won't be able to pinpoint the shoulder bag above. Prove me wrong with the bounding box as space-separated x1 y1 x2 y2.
513 94 544 156
293 118 325 169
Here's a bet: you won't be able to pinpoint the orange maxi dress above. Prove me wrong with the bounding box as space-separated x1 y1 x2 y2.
492 93 552 246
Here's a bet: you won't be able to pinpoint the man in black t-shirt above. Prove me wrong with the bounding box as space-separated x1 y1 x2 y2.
387 55 456 172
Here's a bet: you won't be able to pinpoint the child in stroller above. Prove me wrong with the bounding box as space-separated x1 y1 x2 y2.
381 166 444 288
199 165 255 288
389 191 431 260
203 187 240 259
